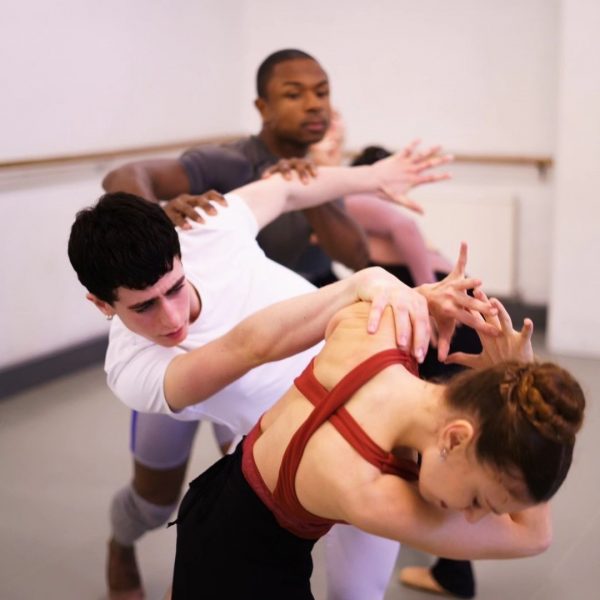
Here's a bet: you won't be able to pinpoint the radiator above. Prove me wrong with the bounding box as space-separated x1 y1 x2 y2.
415 189 518 297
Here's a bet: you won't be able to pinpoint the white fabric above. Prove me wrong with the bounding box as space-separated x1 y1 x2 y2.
105 194 321 435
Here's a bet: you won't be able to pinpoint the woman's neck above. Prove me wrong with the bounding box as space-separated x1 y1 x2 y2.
389 376 448 454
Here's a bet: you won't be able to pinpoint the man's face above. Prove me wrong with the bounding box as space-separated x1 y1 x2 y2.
259 58 331 146
93 259 194 347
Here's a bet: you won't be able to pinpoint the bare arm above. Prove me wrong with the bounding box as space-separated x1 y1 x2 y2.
343 475 551 560
303 203 370 271
102 158 191 201
345 192 436 284
164 267 430 411
236 149 452 230
261 158 370 270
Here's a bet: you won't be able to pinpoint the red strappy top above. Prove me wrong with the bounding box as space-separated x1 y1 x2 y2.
242 348 420 540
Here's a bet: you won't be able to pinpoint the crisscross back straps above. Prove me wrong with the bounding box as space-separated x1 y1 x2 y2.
274 349 418 511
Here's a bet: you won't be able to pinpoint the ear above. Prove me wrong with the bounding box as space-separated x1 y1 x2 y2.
255 97 268 121
440 419 474 455
254 98 267 117
86 293 115 318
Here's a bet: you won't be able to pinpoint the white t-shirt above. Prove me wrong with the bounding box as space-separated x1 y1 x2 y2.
105 194 322 435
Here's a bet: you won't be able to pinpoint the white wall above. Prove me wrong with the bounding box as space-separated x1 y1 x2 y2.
547 0 600 357
0 0 244 162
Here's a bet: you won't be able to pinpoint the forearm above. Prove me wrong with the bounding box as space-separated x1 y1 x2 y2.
409 510 552 560
303 203 370 270
231 270 373 364
349 478 551 561
165 269 386 411
235 165 379 229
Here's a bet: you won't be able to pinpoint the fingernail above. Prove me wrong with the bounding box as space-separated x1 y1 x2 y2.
399 336 407 348
416 348 424 363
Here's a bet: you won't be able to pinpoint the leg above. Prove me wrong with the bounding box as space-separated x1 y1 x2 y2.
107 412 199 600
324 524 400 600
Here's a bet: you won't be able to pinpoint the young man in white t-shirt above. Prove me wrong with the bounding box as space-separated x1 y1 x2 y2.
69 153 495 600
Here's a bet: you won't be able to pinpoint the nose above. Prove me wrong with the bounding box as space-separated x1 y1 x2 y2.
159 299 180 330
463 506 490 524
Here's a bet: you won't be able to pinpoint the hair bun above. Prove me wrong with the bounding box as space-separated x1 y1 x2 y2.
501 362 584 444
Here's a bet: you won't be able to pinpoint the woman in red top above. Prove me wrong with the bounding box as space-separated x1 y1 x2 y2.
172 274 585 600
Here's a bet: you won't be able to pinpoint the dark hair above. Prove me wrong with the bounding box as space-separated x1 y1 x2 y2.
350 145 392 167
68 192 181 304
256 48 317 98
445 361 585 503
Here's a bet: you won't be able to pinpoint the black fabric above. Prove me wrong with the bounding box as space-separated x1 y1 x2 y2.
172 441 316 600
431 558 476 599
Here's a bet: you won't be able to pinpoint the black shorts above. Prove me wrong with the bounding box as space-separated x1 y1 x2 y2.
172 440 317 600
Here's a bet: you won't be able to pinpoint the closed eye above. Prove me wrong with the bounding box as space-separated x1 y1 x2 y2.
167 283 184 296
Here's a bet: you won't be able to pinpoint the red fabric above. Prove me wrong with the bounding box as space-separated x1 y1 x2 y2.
242 348 420 539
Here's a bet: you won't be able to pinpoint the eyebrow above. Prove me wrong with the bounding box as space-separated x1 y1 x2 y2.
127 276 185 310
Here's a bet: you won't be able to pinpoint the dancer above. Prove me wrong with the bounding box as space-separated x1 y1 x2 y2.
171 283 585 599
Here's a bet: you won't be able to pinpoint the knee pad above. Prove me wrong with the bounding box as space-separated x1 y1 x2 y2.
110 484 178 546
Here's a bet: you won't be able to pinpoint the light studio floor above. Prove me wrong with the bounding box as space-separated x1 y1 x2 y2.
1 337 599 600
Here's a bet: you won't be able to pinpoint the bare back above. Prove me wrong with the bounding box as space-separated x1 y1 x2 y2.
253 302 419 522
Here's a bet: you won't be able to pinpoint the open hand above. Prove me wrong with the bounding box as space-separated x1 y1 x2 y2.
417 243 500 361
261 158 318 184
445 289 534 369
356 267 431 362
373 140 453 208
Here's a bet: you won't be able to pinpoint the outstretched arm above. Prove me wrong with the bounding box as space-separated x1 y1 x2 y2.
164 267 430 411
235 143 452 230
261 157 370 270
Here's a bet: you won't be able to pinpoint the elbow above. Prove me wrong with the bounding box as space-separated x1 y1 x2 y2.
518 522 553 558
102 168 120 192
530 527 553 556
102 164 138 193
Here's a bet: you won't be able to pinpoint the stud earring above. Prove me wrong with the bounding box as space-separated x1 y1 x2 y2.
440 447 448 460
106 314 114 321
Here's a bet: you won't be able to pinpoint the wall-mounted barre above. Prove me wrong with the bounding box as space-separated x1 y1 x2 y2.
0 136 553 178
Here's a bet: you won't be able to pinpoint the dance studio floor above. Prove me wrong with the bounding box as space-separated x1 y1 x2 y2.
1 336 599 600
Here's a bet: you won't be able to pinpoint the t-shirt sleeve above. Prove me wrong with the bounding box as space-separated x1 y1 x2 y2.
105 332 185 417
179 145 254 194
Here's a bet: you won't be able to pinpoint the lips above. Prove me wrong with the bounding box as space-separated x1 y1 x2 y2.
165 326 185 341
302 120 327 133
